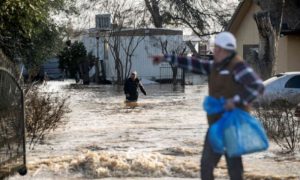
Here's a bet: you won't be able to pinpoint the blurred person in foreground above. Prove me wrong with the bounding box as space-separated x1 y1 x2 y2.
152 31 264 180
124 71 146 102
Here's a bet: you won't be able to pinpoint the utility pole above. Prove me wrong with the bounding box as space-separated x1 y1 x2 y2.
66 40 71 79
95 14 110 83
95 33 100 84
100 38 107 81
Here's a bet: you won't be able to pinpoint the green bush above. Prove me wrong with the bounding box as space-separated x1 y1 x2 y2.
58 41 87 78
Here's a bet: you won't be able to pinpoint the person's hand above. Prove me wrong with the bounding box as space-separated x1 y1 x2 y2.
224 99 236 111
152 55 164 65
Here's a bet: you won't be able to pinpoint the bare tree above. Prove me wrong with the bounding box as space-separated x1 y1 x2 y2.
121 34 145 79
95 0 146 84
25 85 70 149
144 0 237 36
251 0 300 79
144 0 165 28
252 0 285 80
107 29 123 84
148 36 187 85
106 30 145 84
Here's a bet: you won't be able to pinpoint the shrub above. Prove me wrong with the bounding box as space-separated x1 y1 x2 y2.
24 85 70 149
253 99 300 152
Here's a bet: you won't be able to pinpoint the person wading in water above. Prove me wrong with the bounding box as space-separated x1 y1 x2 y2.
124 71 147 103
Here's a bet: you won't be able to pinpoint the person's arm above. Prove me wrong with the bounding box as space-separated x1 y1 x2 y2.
231 62 265 106
138 80 146 95
153 54 213 75
124 80 130 96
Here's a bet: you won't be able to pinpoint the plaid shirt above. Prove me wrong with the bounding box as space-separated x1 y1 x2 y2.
164 54 264 105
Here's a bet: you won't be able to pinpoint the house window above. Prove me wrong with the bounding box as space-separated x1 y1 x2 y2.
198 44 207 55
243 44 259 60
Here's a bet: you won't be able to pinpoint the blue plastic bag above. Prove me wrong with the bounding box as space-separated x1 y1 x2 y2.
208 112 230 154
222 108 269 157
204 96 227 153
204 96 269 157
203 96 225 115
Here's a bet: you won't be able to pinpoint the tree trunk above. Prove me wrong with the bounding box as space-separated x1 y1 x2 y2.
253 0 284 80
171 65 178 85
144 0 163 28
115 57 123 84
254 11 278 79
185 41 198 55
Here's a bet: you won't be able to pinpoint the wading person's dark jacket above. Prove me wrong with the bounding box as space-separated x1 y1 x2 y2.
124 78 146 101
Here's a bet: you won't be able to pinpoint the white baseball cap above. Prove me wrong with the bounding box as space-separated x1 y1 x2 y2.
131 71 137 75
214 32 237 50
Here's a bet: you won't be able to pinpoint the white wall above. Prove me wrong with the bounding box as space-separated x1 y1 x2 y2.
80 33 184 81
234 3 260 57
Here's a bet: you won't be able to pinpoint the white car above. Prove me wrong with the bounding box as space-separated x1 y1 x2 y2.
258 72 300 104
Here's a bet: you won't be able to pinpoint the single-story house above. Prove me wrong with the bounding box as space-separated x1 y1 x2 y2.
77 28 185 82
226 0 300 73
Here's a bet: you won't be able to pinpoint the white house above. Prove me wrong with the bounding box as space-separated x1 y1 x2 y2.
78 28 185 82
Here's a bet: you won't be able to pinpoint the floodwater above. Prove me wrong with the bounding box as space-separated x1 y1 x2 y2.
9 80 300 180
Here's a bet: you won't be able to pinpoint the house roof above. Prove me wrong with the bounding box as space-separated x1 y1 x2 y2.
88 28 182 37
113 28 183 36
183 35 209 42
226 0 253 33
226 0 300 35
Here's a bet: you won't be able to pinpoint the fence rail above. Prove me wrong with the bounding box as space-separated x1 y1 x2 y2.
159 65 184 84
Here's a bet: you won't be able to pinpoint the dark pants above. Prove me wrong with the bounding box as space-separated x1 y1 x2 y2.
201 132 243 180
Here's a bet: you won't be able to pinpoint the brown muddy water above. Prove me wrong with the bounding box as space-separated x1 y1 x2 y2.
8 80 300 180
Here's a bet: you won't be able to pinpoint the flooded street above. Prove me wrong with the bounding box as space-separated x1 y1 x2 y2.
9 81 300 179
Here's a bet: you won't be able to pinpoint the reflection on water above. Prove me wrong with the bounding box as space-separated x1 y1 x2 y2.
9 81 300 179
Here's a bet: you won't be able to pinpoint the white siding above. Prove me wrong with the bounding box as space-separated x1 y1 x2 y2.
79 31 184 81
